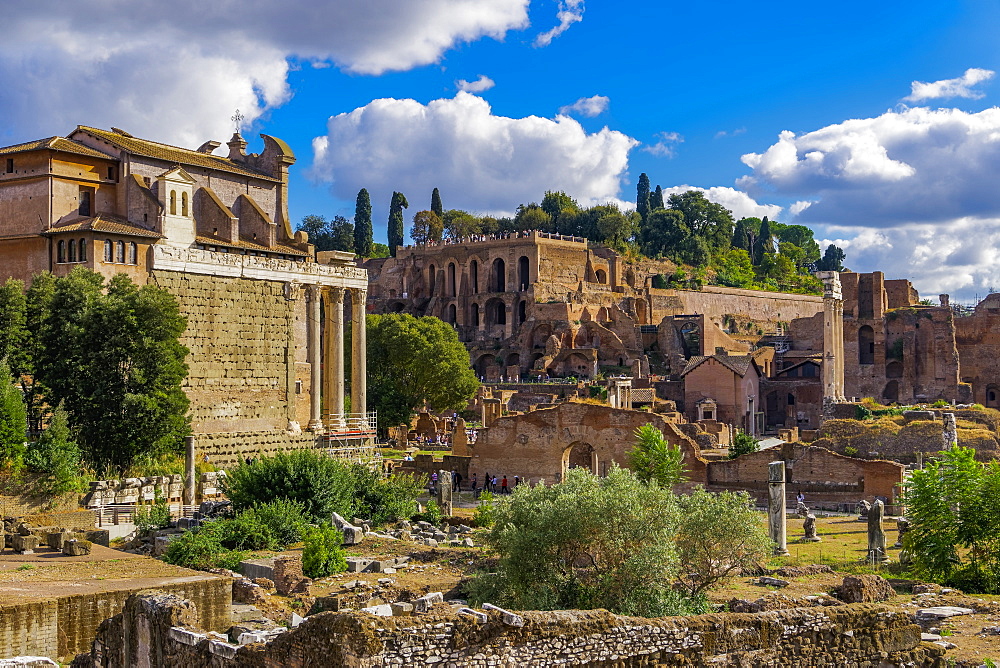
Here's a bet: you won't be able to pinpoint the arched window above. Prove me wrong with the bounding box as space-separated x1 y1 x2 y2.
492 258 506 292
518 256 529 290
471 303 480 327
428 264 436 295
128 242 138 265
517 300 526 324
68 239 77 262
104 239 114 262
595 269 608 284
57 240 65 263
116 240 125 264
447 303 457 323
169 191 177 215
79 238 87 261
470 260 479 294
859 326 875 365
181 191 189 216
448 262 457 297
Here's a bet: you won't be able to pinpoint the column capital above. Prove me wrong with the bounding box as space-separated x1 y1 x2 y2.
325 285 346 302
305 283 322 301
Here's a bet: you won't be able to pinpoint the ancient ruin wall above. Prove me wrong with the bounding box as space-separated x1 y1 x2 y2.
80 594 944 667
151 271 305 434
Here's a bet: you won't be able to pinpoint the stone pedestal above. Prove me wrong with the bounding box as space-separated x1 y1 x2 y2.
768 461 789 555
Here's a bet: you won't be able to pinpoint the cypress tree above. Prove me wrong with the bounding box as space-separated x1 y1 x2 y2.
431 188 443 218
353 189 373 258
651 185 664 211
637 173 651 222
387 192 409 257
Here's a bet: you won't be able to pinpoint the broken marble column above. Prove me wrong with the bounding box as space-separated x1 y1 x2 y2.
768 461 789 556
867 498 888 563
436 469 453 517
895 517 910 548
803 513 821 542
857 499 871 520
942 413 957 449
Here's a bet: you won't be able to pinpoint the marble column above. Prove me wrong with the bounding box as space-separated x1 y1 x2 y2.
351 288 368 422
307 285 323 431
768 460 790 556
324 287 346 428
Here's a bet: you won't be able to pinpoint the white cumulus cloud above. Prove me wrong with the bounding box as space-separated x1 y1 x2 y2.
903 67 995 103
659 185 783 221
642 132 684 158
558 95 609 117
0 1 530 147
310 92 638 219
534 0 585 47
456 75 496 93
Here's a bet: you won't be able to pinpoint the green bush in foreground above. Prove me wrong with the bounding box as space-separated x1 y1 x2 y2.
473 490 497 528
302 524 347 578
163 520 249 571
134 495 171 535
411 499 443 525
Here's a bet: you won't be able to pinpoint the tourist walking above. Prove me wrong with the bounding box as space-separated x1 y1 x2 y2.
501 476 508 494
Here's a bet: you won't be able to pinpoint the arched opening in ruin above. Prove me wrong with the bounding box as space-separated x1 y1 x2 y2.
596 307 610 322
517 300 527 324
859 326 875 365
448 262 457 297
563 441 595 475
470 303 480 327
447 303 457 323
634 298 648 325
389 302 405 313
492 258 506 292
485 298 507 327
565 352 592 378
886 361 903 379
518 256 530 290
428 264 437 295
765 390 784 428
679 322 701 357
987 384 999 408
595 268 608 284
474 354 494 377
883 380 899 404
530 352 545 369
470 260 479 295
507 353 520 369
532 324 552 348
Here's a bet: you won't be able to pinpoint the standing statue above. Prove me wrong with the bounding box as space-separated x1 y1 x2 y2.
895 517 910 548
867 499 888 563
796 500 809 518
803 513 820 542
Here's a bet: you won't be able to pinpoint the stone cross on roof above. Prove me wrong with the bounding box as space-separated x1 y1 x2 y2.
231 109 244 133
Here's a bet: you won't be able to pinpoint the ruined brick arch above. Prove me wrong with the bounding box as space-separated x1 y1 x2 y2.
859 325 875 365
564 441 595 474
518 255 530 290
447 262 457 297
517 299 527 325
530 351 545 369
485 297 507 326
987 384 999 408
447 303 457 323
470 302 480 327
634 298 649 325
507 352 520 368
883 379 899 403
492 258 506 292
595 268 608 284
885 361 903 379
428 264 437 296
474 353 495 377
531 324 552 348
564 352 592 378
466 255 486 295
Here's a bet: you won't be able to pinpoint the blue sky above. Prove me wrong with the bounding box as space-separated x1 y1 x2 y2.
4 1 1000 300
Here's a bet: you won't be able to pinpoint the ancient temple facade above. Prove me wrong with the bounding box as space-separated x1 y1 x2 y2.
0 127 371 463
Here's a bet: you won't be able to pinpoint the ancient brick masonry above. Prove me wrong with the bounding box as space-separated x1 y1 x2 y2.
76 593 945 667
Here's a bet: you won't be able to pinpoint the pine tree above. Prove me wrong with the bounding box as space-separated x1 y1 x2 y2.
387 192 409 257
637 173 651 222
431 188 443 218
353 189 373 258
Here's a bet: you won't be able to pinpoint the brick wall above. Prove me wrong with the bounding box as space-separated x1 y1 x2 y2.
193 430 324 468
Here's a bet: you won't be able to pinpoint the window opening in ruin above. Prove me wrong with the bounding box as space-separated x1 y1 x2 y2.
128 242 137 265
79 238 87 262
68 239 77 263
859 326 875 365
565 441 595 474
169 190 176 215
78 189 92 216
471 303 480 327
448 262 457 297
428 264 436 295
883 380 899 403
595 268 607 284
518 256 529 290
295 380 302 394
470 260 479 294
116 240 125 264
679 322 701 357
486 298 506 327
987 386 999 408
104 239 113 262
492 258 506 292
107 166 116 180
5 158 12 173
181 191 189 216
447 303 457 323
517 300 526 324
787 393 796 405
57 240 65 263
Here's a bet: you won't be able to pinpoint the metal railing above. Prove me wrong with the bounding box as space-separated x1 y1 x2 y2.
320 411 377 434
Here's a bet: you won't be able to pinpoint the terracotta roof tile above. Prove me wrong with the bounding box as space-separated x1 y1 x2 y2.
43 214 164 239
0 136 115 160
194 235 308 256
681 353 757 378
74 126 278 182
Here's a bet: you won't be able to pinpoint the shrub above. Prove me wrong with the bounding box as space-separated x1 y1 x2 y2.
411 500 443 525
629 424 685 486
302 524 347 578
932 399 948 408
473 490 497 528
250 499 308 546
134 495 171 534
216 510 279 551
163 521 244 571
728 431 760 459
470 466 689 617
25 402 82 495
352 468 425 525
844 446 859 457
223 450 359 522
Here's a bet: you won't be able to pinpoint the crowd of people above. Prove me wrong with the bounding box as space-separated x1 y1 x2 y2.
427 469 522 497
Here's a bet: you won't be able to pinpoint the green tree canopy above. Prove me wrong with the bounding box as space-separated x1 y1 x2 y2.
297 214 332 250
443 209 481 240
729 431 760 459
0 279 26 370
367 313 479 433
410 210 443 245
354 188 374 257
629 424 685 487
513 203 553 232
0 358 27 469
330 215 355 253
387 192 409 256
650 185 665 211
815 244 846 272
540 190 580 228
666 190 734 254
35 268 190 471
430 187 443 218
713 249 756 289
